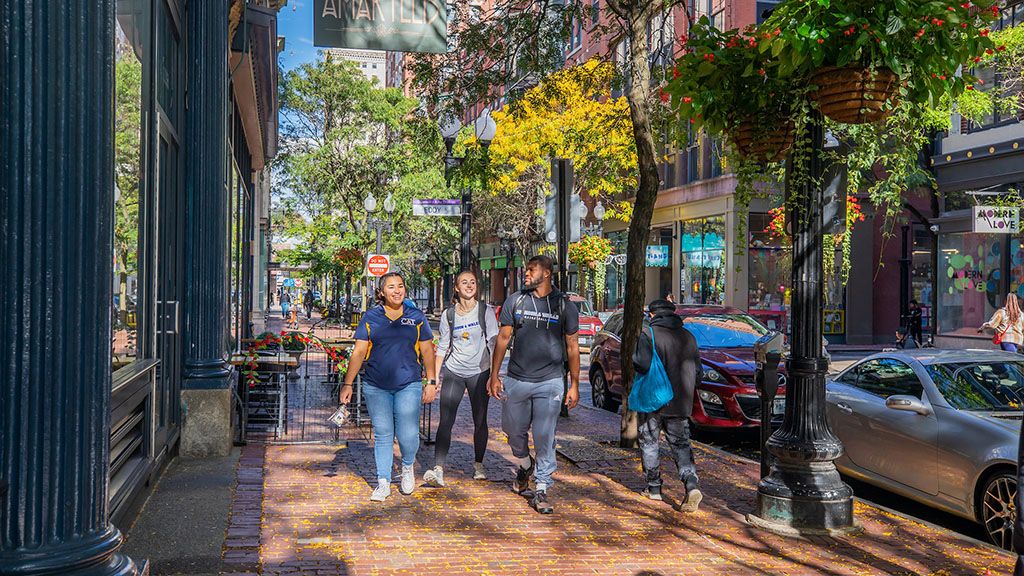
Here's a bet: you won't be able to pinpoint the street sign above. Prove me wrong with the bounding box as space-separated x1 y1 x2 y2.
366 254 390 277
294 278 303 287
283 278 296 287
412 198 461 217
973 206 1020 233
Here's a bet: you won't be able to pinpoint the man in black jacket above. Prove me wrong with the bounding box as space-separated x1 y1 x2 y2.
632 298 702 511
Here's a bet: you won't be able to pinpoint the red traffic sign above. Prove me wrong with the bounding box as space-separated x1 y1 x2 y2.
367 254 390 277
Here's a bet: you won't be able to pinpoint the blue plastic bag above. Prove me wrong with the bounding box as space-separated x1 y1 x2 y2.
628 327 674 413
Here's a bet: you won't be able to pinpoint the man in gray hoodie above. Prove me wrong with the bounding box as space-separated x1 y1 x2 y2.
632 298 702 511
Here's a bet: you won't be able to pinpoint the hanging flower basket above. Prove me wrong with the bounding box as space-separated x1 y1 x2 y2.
730 119 794 163
808 66 900 125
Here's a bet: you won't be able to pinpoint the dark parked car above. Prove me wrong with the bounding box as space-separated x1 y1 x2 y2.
588 305 786 428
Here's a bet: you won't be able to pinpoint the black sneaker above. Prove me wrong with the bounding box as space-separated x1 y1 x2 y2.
513 457 534 494
531 490 554 514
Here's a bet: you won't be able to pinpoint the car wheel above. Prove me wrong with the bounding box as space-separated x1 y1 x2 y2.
590 369 620 413
980 472 1017 550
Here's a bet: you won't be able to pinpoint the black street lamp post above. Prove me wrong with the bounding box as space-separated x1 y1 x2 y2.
439 113 496 273
497 225 519 299
748 111 859 536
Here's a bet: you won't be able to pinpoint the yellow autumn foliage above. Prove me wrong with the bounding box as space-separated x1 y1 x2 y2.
486 59 637 221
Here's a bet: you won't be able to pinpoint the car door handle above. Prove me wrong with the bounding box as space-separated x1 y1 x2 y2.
836 402 853 415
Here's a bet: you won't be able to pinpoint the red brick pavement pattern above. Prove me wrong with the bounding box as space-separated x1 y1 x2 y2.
222 444 266 576
236 389 1014 576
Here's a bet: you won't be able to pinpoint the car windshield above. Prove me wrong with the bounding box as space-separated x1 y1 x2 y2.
572 300 594 316
926 361 1024 411
681 314 768 348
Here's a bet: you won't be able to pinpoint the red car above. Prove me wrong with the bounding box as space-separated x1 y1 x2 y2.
567 293 603 352
588 305 787 428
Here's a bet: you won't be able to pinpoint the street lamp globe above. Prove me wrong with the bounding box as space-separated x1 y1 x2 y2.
439 117 462 141
474 110 497 144
363 192 377 213
594 201 606 221
383 192 396 215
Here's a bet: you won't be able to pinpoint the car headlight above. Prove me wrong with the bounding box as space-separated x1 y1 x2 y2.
702 366 726 383
698 389 723 405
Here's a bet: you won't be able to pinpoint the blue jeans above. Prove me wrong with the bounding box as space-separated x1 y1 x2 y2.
501 376 563 490
281 302 290 319
362 381 422 482
1001 342 1022 353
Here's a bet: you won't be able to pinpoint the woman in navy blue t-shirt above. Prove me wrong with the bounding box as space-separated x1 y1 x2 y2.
341 272 436 502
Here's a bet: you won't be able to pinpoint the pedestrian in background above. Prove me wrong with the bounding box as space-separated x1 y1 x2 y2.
908 299 924 346
303 288 314 319
280 290 291 320
425 271 498 487
979 293 1024 353
633 298 703 511
488 254 580 514
341 272 436 502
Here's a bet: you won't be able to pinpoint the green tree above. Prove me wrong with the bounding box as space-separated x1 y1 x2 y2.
275 55 459 304
114 47 142 320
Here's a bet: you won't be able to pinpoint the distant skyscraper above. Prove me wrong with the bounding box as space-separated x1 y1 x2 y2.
324 48 386 87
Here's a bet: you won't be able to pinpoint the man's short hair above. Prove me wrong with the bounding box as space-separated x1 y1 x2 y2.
527 254 555 273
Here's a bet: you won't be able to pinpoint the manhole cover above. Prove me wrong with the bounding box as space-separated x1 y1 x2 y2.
556 435 637 463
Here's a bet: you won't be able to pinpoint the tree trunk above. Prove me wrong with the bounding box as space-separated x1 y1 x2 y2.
618 1 662 448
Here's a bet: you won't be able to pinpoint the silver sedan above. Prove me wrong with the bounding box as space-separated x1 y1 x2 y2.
826 349 1023 549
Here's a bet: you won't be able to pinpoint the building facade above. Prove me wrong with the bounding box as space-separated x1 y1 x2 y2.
1 1 282 574
325 47 388 86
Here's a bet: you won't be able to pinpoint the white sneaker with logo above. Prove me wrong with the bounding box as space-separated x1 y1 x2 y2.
423 466 445 487
370 479 390 502
473 462 488 480
401 465 416 495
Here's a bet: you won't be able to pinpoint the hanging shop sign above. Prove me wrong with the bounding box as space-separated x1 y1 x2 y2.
313 0 447 53
973 206 1020 234
646 245 669 267
367 254 391 277
412 198 461 217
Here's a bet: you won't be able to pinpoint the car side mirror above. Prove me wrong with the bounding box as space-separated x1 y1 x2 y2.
885 394 931 415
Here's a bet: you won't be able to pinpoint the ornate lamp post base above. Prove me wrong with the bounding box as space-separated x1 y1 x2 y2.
748 463 860 537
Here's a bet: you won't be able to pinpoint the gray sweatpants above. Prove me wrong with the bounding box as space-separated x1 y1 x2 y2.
501 375 563 489
638 412 699 492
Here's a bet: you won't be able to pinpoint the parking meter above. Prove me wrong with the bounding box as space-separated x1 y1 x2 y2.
754 331 785 479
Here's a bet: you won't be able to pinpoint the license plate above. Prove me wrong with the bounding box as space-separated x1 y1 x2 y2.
773 399 785 416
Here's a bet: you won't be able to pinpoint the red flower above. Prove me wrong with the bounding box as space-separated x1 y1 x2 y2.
998 45 1007 51
980 29 990 36
817 38 824 44
986 48 994 55
659 92 669 103
683 96 693 103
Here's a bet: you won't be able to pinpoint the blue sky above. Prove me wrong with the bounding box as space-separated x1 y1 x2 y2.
277 1 320 73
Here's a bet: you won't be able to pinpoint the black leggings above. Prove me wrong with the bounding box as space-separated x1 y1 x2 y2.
434 368 490 467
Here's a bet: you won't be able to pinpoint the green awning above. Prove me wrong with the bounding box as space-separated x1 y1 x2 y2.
494 256 507 269
480 258 492 271
514 255 524 267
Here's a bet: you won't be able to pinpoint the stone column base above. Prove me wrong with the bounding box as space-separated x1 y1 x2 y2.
181 388 235 457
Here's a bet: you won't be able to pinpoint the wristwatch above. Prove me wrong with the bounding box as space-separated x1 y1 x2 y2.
423 379 436 387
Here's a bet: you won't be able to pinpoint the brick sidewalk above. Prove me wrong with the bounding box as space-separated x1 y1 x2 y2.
224 385 1014 576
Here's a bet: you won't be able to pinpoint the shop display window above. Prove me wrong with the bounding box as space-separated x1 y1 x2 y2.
937 232 1002 333
680 216 726 305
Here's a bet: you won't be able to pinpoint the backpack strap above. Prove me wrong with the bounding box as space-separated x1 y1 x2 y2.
443 306 456 363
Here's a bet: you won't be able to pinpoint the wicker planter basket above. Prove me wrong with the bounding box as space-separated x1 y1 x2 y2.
809 65 900 125
730 119 794 163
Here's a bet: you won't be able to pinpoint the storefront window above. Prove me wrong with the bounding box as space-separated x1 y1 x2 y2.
680 216 726 305
938 232 1002 333
912 226 935 331
112 13 148 374
748 213 791 331
1010 238 1024 300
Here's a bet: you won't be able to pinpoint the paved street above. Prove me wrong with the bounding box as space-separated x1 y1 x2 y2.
219 336 1013 576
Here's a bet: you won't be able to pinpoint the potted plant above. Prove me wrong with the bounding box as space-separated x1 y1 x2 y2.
568 235 613 302
280 331 308 379
666 20 797 162
761 0 1000 124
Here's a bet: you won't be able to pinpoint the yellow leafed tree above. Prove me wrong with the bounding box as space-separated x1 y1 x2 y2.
485 59 637 222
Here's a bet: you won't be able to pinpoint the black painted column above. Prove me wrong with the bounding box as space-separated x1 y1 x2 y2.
182 0 231 388
749 112 858 536
0 2 142 575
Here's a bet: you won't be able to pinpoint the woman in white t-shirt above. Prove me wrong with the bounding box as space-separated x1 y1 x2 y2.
424 271 499 487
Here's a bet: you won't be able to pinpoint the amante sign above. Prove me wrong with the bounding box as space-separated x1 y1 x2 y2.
313 0 447 53
973 206 1020 234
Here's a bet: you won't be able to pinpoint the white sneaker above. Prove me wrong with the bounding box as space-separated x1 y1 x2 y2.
370 479 391 502
423 466 445 487
401 465 416 494
473 462 488 480
681 489 703 513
